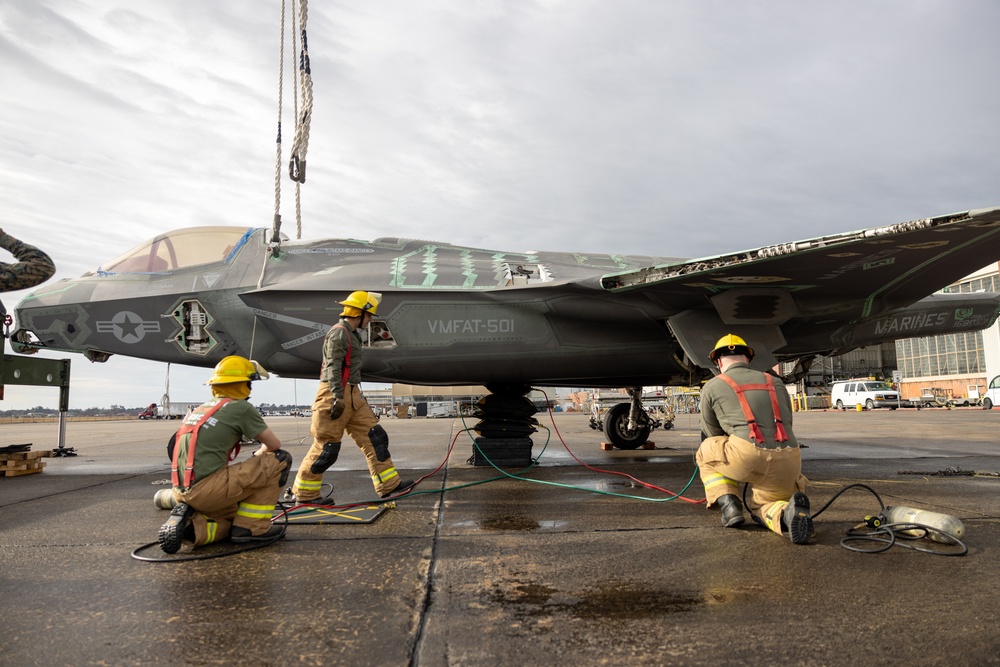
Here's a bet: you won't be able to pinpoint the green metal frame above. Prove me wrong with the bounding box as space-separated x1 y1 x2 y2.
0 335 73 453
0 336 71 410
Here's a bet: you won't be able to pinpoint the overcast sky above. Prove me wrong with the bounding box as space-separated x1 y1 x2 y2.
1 1 998 411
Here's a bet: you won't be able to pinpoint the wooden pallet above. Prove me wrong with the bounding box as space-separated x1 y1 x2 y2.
0 450 52 477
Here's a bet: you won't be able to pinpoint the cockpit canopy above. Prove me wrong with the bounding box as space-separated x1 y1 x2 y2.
97 226 260 274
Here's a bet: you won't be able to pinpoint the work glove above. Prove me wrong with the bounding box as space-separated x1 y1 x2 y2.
329 398 345 420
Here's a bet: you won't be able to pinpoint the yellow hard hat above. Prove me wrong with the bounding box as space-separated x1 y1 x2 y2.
709 334 755 363
206 356 266 384
339 290 381 317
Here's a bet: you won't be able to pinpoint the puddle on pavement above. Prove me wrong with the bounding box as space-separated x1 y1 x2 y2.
480 515 541 531
452 516 569 531
490 582 752 620
501 583 559 606
568 586 705 619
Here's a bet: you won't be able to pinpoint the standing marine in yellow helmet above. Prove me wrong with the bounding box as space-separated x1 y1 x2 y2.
290 291 414 503
695 334 813 544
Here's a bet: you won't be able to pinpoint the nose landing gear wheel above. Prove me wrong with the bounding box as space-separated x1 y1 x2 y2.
603 402 651 450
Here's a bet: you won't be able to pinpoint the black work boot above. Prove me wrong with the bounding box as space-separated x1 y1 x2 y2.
782 492 813 545
297 496 336 506
230 524 286 543
716 494 745 528
380 479 415 498
158 503 194 554
283 486 335 506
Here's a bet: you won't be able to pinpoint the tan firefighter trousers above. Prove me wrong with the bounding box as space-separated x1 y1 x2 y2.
696 434 808 535
175 451 286 546
293 383 403 499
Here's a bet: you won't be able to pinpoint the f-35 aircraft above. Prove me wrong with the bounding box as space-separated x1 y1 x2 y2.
12 207 1000 447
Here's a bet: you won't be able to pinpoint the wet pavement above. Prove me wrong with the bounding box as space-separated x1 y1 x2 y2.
2 408 1000 666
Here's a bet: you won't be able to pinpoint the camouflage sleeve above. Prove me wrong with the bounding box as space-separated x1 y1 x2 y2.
0 230 56 292
319 325 349 398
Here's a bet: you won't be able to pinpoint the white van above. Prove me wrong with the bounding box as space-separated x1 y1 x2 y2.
983 375 1000 410
830 379 900 410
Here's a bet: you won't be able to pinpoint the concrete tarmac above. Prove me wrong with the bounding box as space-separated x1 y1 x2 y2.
2 408 1000 666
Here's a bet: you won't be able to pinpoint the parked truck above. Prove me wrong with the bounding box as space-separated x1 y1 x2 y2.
137 402 201 419
424 401 459 418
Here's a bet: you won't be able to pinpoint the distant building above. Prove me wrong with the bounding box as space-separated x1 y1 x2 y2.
893 263 1000 403
381 384 488 417
806 344 899 388
787 262 1000 405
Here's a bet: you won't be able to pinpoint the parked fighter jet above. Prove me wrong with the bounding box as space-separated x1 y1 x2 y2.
12 207 1000 447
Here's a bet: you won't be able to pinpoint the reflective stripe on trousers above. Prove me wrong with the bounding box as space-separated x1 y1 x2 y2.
373 467 399 486
237 502 276 521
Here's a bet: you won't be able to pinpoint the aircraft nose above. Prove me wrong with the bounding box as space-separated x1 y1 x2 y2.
11 301 87 352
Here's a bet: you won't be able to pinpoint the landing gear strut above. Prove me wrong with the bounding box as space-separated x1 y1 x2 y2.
602 386 653 450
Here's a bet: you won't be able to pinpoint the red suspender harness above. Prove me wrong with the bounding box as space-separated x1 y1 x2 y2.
718 374 789 444
170 398 232 490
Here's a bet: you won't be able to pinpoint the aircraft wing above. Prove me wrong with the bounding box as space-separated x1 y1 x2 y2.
600 207 1000 366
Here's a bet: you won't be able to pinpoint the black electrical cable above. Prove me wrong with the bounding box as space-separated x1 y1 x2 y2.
131 499 292 563
742 481 967 556
841 521 967 556
808 482 884 518
130 530 285 563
